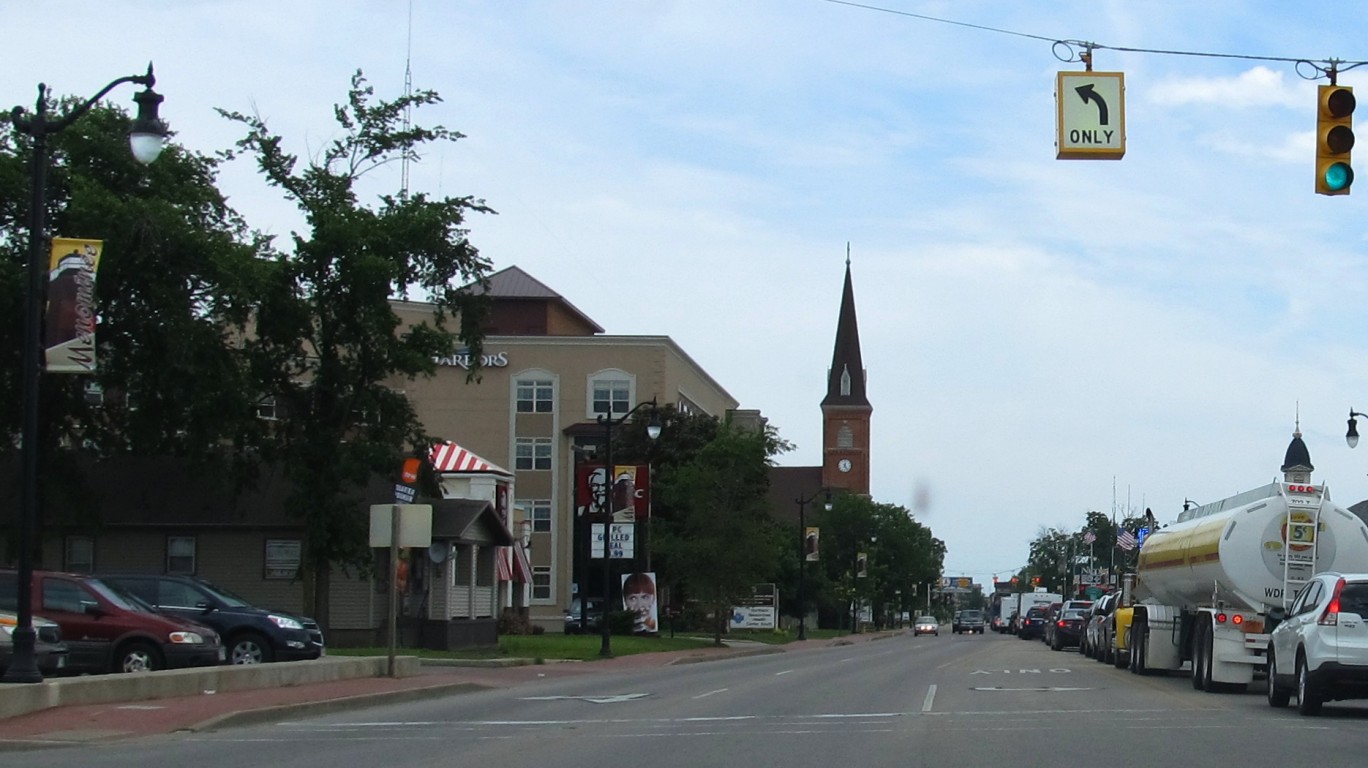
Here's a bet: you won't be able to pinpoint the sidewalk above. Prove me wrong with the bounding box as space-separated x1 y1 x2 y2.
0 632 900 751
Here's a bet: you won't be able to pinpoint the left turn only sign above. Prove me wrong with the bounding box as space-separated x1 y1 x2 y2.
1056 71 1125 160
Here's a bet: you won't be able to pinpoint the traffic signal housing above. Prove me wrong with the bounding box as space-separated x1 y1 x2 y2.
1316 84 1355 195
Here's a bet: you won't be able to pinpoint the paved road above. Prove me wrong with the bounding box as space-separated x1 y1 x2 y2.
8 631 1368 767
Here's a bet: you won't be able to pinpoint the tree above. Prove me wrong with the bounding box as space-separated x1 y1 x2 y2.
654 419 790 645
1 97 265 542
218 72 494 626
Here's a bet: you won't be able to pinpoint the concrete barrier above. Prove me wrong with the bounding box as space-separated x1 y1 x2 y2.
0 655 419 721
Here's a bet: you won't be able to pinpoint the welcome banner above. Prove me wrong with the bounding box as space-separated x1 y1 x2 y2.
44 237 101 373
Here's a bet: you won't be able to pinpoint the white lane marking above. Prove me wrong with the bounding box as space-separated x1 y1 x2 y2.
775 669 793 676
972 687 1092 692
519 693 650 704
692 688 729 699
922 684 936 713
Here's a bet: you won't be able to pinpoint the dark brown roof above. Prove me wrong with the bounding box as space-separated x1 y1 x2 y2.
466 265 603 333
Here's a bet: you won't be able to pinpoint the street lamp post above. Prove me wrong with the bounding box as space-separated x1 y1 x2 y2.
597 398 661 658
794 489 831 641
3 65 168 684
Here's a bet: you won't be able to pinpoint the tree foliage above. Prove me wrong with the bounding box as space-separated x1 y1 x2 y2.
654 418 790 645
217 72 494 623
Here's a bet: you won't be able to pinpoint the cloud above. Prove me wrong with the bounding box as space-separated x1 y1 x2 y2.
1147 65 1305 109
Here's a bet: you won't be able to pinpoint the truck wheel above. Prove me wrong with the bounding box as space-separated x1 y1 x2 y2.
1113 637 1128 670
1191 624 1208 691
1296 654 1323 716
1130 622 1145 675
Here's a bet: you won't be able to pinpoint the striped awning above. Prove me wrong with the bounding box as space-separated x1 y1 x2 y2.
497 544 535 583
429 441 511 475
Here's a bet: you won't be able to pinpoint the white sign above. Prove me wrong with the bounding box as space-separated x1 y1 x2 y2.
730 605 776 630
591 523 635 559
1056 71 1125 160
369 504 433 548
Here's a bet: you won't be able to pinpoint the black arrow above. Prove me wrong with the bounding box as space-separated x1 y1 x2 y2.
1075 84 1110 125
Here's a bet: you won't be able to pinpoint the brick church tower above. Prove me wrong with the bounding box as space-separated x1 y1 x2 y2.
821 256 871 495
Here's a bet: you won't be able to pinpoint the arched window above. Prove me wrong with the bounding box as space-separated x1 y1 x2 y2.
840 365 852 397
837 425 854 449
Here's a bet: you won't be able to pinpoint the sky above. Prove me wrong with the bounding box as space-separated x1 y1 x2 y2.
10 1 1368 590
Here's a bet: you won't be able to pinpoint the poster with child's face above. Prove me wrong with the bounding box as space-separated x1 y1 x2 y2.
620 571 658 634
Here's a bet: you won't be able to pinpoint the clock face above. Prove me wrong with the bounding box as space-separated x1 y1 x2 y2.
837 458 852 473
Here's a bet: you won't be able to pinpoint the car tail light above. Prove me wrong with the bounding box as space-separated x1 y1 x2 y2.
1215 612 1227 624
1319 577 1347 626
1232 614 1243 626
1057 620 1065 627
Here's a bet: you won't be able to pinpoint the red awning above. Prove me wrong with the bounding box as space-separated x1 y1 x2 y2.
512 542 534 583
496 547 513 582
429 441 511 475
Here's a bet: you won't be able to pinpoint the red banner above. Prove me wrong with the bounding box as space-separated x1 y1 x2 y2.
576 464 650 521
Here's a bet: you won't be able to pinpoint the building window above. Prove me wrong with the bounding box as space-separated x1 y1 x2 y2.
590 378 631 418
65 536 94 573
532 566 552 601
530 500 552 533
515 437 552 470
166 536 196 574
516 379 555 413
837 424 854 449
256 395 280 421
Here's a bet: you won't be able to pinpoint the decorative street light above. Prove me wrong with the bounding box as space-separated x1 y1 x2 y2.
3 65 167 684
1347 409 1367 448
794 488 832 641
597 397 661 658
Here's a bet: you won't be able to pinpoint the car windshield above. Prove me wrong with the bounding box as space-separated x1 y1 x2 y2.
1062 609 1086 620
961 611 982 619
1026 607 1048 618
193 578 254 609
916 616 935 623
86 578 152 613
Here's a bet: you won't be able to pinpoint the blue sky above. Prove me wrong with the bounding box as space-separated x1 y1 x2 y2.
10 2 1368 589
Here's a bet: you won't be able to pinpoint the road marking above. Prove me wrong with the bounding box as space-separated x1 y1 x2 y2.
774 669 793 676
692 688 728 699
922 685 936 713
973 687 1092 692
518 693 650 704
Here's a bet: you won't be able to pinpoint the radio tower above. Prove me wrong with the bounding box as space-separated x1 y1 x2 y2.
400 0 414 200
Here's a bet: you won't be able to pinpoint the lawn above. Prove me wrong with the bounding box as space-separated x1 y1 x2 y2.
328 627 854 661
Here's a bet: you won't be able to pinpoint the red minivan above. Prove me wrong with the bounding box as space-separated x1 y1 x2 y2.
0 569 224 674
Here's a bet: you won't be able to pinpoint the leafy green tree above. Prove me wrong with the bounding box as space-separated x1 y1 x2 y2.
654 419 790 645
217 72 494 626
1 97 264 542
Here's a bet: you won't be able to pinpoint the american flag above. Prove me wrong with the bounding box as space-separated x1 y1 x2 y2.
1082 530 1096 544
1117 528 1138 551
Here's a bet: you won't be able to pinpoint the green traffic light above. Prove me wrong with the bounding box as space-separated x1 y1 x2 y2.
1325 161 1354 191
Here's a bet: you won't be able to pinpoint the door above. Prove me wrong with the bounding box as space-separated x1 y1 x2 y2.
37 576 114 673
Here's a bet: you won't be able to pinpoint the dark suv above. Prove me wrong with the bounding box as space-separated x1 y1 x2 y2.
0 569 223 674
101 574 323 664
955 609 986 634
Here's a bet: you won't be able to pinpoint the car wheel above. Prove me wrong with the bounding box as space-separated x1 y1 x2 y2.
1266 647 1290 708
229 632 274 664
1296 654 1323 716
115 641 162 674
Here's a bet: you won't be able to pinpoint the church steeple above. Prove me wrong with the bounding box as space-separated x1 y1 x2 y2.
821 250 872 495
821 252 869 408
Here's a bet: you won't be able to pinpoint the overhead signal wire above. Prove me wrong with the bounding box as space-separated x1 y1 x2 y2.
822 0 1368 80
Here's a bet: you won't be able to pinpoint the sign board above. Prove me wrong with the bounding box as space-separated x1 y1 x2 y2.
263 539 301 580
369 504 433 548
591 522 635 559
394 483 415 504
1056 71 1126 159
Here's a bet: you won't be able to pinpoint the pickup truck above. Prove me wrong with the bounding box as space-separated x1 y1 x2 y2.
954 609 986 634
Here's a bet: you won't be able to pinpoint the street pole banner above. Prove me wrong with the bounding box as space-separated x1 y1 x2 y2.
45 237 101 373
578 464 651 521
620 571 658 634
804 526 820 562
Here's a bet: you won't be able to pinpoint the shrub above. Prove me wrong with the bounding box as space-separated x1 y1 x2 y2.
497 610 536 636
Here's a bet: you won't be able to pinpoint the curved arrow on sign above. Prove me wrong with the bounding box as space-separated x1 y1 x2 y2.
1075 84 1110 125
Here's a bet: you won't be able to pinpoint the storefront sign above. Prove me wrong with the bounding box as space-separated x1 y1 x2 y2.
432 349 509 369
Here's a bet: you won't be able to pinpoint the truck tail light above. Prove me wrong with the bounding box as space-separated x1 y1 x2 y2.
1320 577 1347 626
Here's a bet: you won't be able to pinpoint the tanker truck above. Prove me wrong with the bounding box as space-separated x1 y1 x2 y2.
1125 429 1368 692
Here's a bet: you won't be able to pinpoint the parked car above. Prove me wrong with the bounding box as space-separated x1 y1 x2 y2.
563 597 605 634
100 573 324 664
1018 606 1050 640
955 609 986 634
0 569 223 674
913 615 939 636
1083 593 1119 660
0 610 70 676
1051 608 1088 651
1267 571 1368 715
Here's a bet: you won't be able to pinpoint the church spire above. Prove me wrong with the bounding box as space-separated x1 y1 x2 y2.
822 254 868 407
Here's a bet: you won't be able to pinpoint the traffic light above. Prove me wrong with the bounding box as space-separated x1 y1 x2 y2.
1316 84 1355 195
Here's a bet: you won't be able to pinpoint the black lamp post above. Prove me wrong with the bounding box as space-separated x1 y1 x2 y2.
597 397 661 658
3 65 167 684
794 489 831 641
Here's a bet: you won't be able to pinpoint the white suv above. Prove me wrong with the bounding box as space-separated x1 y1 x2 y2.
1267 571 1368 715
